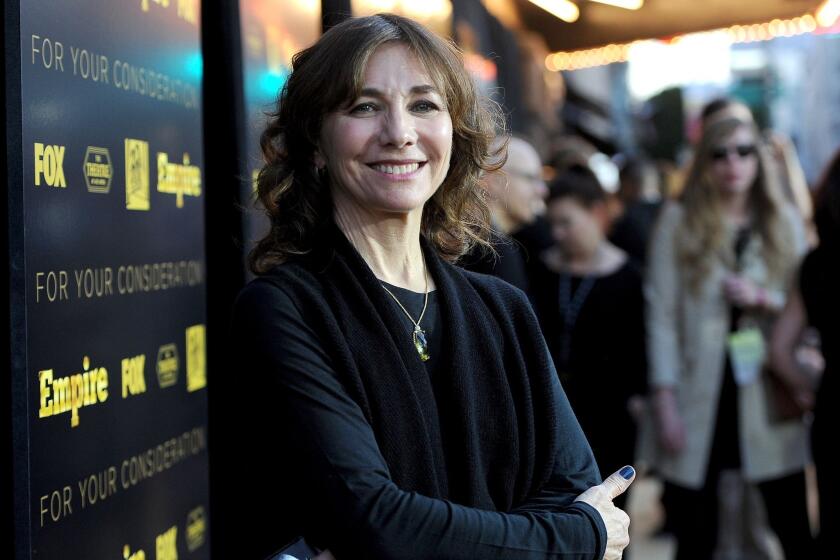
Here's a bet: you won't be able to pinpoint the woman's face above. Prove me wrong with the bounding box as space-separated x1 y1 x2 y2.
547 197 604 258
707 125 759 196
316 42 453 219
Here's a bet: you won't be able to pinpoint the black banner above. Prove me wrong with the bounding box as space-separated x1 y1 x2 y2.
20 1 209 558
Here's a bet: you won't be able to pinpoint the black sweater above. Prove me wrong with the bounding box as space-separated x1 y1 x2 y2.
228 235 607 559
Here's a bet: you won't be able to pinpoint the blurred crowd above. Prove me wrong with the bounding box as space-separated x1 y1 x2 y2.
466 97 838 560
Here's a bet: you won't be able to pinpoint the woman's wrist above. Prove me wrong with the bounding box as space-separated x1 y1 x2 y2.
653 386 675 399
652 387 676 413
754 286 769 309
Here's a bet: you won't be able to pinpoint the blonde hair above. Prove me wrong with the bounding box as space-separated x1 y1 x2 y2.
677 118 796 292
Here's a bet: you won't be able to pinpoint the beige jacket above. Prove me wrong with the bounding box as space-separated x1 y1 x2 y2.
641 202 808 489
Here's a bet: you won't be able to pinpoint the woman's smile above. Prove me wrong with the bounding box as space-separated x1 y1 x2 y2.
367 160 425 179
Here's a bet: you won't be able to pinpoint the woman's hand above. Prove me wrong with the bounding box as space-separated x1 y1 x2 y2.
574 466 635 560
789 343 821 410
722 274 766 309
790 387 816 411
770 286 821 413
626 394 647 423
312 550 336 560
653 388 686 454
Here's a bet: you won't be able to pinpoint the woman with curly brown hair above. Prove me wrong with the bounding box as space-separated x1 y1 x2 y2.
231 13 633 560
645 116 813 559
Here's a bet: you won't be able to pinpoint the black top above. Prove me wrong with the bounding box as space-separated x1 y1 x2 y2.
608 201 662 265
711 225 755 470
532 259 647 477
513 217 555 293
228 230 608 560
800 245 838 425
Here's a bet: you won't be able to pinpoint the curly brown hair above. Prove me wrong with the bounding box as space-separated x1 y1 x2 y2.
249 14 503 274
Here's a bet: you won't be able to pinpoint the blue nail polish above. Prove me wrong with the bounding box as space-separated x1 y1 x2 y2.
620 466 635 480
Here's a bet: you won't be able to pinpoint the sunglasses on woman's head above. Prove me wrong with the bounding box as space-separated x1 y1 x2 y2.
710 144 757 161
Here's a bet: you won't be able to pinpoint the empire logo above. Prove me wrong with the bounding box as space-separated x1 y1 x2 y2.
125 138 150 211
157 152 201 208
34 143 67 188
83 146 113 193
38 356 109 428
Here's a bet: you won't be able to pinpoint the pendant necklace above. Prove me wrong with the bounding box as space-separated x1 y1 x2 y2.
381 255 431 362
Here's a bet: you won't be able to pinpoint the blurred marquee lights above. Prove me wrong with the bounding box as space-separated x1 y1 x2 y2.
352 0 452 19
290 0 320 12
816 0 840 27
527 0 642 23
527 0 580 23
626 30 732 101
590 0 644 9
545 13 834 72
463 52 499 83
244 0 321 99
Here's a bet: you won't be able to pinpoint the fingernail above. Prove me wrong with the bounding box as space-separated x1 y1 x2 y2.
620 466 635 480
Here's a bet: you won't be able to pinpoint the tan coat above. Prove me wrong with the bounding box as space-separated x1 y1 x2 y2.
642 202 808 489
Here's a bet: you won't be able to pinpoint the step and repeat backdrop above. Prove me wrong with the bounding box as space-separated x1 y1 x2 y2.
19 1 209 558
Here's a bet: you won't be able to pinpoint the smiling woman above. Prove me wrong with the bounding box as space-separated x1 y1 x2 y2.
250 14 498 271
233 13 634 560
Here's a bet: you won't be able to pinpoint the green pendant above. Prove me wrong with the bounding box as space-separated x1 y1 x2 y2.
413 326 430 362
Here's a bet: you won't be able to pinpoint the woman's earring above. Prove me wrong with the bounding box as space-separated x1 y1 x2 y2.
315 166 327 182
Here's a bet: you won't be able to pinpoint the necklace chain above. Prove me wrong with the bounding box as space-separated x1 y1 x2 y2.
380 254 431 362
380 255 429 329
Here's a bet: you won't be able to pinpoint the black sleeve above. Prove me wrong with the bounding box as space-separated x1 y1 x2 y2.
798 249 821 327
232 280 607 560
510 362 608 557
626 264 649 397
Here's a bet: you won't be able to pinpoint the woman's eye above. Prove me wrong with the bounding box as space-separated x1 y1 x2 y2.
350 102 377 114
412 100 439 113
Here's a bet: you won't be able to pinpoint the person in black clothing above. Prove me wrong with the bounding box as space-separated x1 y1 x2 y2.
533 166 647 504
461 136 547 295
770 148 840 557
608 157 662 266
229 14 635 560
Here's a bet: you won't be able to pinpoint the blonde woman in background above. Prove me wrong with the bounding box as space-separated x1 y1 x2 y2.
645 116 813 559
702 97 815 243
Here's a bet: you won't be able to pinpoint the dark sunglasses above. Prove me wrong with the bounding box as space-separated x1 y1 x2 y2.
710 144 757 161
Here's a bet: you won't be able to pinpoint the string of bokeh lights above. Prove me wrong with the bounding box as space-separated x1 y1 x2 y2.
545 13 835 72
